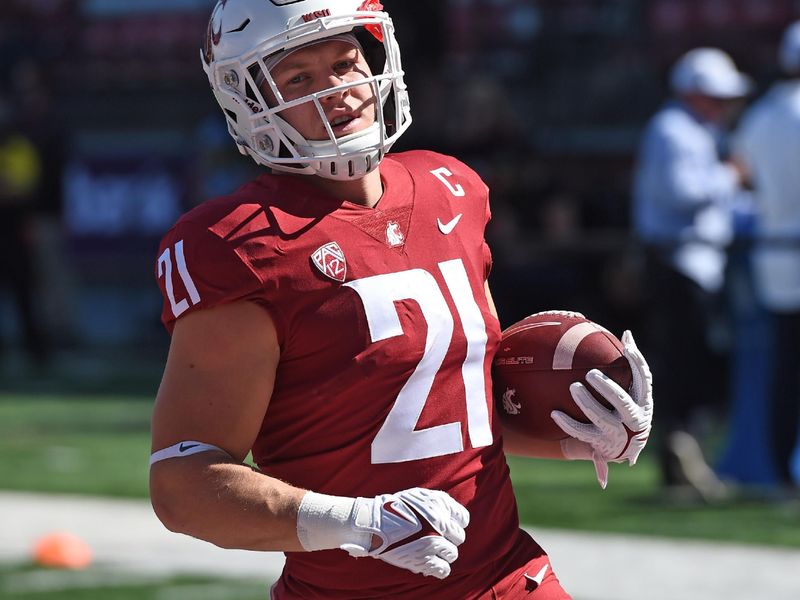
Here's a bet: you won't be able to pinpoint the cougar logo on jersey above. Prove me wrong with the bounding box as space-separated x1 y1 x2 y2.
502 387 521 415
386 221 405 247
312 242 347 283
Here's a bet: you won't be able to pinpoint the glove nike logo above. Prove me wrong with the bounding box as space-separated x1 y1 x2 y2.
382 501 416 525
437 214 463 235
179 443 199 452
381 501 438 554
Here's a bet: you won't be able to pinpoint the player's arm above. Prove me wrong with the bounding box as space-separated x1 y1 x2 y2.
150 299 469 578
149 299 307 551
501 428 568 459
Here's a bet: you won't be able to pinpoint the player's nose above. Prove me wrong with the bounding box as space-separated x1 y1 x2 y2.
320 74 349 101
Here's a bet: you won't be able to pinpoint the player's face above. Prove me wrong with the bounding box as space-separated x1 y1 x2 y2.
265 40 377 141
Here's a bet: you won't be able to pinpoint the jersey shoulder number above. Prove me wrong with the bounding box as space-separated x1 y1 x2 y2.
157 239 201 319
155 215 264 331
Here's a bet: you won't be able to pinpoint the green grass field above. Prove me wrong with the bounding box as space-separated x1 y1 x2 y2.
0 396 152 497
1 393 798 548
0 565 266 600
2 392 799 598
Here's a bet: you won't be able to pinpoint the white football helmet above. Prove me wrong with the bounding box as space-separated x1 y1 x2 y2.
202 0 411 180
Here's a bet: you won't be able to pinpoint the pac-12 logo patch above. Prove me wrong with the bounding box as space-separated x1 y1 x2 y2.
312 242 347 282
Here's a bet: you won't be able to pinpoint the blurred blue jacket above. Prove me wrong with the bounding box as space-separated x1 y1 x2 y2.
632 100 743 293
733 81 800 312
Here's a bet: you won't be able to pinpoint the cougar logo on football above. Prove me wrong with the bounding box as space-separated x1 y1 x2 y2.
502 387 521 415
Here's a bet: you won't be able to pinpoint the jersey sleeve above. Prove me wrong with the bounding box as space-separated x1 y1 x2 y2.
154 217 268 335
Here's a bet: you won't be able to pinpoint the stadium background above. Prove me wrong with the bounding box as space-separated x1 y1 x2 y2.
1 1 800 598
1 0 796 367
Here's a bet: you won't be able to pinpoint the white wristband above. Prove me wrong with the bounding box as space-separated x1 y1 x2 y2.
296 491 372 552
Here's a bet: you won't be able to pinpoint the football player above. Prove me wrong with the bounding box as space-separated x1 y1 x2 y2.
149 1 654 598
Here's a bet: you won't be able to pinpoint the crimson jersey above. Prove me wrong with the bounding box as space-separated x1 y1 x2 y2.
155 151 545 598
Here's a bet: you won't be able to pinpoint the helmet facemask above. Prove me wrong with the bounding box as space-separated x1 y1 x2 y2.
204 6 411 180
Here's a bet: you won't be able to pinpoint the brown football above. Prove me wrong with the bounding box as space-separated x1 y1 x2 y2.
492 311 633 441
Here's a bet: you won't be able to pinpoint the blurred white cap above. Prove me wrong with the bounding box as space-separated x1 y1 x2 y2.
780 20 800 74
670 48 753 99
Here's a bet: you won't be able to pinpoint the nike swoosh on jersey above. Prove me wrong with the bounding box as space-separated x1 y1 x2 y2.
437 214 463 235
524 563 549 588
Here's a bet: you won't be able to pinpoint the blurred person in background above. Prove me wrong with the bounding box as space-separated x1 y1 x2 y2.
732 21 800 489
0 88 49 369
148 1 653 598
10 59 73 356
632 48 752 500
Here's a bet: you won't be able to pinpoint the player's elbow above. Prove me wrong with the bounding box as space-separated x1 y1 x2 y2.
149 466 194 535
150 495 184 535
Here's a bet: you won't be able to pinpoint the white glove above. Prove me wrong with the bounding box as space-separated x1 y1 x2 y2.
297 487 469 580
552 330 653 489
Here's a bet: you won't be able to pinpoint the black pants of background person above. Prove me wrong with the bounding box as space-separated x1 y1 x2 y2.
0 219 48 366
641 249 729 491
767 311 800 486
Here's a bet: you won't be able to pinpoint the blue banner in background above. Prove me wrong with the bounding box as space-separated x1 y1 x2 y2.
64 159 183 239
82 0 213 17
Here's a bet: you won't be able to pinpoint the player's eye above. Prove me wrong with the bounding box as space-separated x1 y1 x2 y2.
334 59 355 71
287 73 309 85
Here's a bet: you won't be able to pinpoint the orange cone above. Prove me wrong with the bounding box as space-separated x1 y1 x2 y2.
33 531 93 569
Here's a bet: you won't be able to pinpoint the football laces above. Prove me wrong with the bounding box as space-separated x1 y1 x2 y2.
529 309 586 320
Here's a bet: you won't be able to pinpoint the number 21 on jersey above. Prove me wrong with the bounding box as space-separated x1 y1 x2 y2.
346 258 493 464
158 240 201 318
